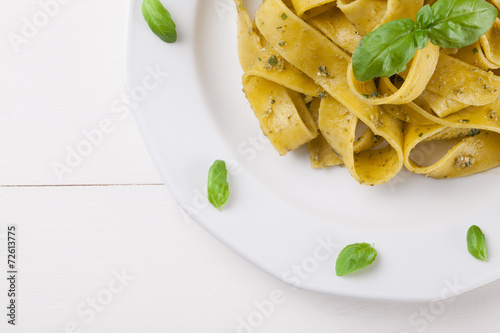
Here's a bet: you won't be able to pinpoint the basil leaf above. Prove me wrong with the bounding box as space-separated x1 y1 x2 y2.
427 0 497 48
413 29 429 49
207 160 230 211
352 19 417 82
416 4 435 29
336 243 377 276
142 0 177 43
467 225 488 262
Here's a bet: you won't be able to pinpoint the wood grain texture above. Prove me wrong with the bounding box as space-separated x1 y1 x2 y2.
0 0 162 185
1 0 500 332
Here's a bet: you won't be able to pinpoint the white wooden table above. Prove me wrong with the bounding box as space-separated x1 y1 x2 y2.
1 1 500 332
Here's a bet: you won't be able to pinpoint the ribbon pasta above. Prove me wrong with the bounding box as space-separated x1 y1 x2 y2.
235 0 500 184
291 0 336 18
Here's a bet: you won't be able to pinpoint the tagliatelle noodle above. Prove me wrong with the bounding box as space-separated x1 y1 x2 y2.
255 0 404 185
236 0 319 156
235 0 500 183
291 0 337 18
336 0 423 35
404 124 500 178
347 42 440 105
307 7 362 54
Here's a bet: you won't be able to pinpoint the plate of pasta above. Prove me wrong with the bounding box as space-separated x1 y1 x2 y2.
124 0 500 301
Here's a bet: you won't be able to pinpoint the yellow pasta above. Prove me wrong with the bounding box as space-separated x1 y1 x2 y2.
235 0 500 184
307 7 362 54
236 0 319 155
291 0 337 18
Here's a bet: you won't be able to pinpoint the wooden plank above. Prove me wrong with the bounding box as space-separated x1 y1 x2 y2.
0 0 162 185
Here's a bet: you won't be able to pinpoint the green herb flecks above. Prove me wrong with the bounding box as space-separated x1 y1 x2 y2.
267 55 278 67
466 129 481 137
318 65 331 77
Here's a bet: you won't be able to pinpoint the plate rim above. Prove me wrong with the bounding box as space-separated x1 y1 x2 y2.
123 0 500 302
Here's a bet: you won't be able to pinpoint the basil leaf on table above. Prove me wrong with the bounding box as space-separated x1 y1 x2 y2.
336 243 378 276
352 19 417 82
142 0 177 43
467 225 488 262
207 160 230 211
427 0 497 49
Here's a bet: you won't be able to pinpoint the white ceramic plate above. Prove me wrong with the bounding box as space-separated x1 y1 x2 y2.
123 0 500 301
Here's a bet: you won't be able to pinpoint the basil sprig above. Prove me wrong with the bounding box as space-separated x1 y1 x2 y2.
207 160 230 211
142 0 177 43
467 225 488 262
336 243 377 276
353 0 497 81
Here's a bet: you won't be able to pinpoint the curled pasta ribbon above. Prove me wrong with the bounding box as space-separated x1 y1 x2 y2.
477 0 500 68
291 0 337 18
307 97 380 168
337 0 423 35
380 82 437 125
243 76 318 155
404 124 500 179
347 42 440 105
382 79 500 179
235 0 263 72
419 90 468 118
378 0 423 25
452 41 500 71
236 0 321 96
425 53 500 106
309 134 344 168
319 97 400 184
379 79 468 124
381 80 500 133
236 0 319 155
479 18 500 68
307 98 344 168
307 7 362 54
243 48 322 96
391 52 500 107
256 0 404 184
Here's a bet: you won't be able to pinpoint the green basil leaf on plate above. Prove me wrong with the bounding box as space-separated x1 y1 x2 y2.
351 0 497 81
352 18 417 82
413 28 429 50
336 243 378 276
142 0 177 43
427 0 497 49
467 225 488 262
208 160 230 211
416 4 435 29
